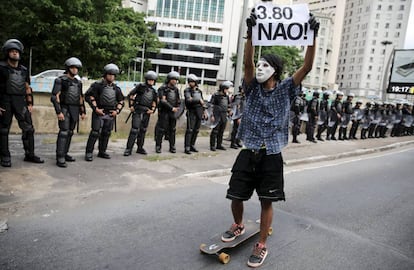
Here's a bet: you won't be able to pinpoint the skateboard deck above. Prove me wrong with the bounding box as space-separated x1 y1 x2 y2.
199 219 272 264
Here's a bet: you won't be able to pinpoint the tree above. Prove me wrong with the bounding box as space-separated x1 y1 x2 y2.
0 0 163 78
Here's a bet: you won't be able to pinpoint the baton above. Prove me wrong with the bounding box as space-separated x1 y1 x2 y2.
125 111 133 123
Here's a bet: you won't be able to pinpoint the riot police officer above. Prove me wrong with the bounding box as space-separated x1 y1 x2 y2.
84 64 124 161
51 57 86 167
210 81 232 151
349 100 363 140
0 39 43 167
124 71 158 156
316 90 331 141
155 71 181 153
230 86 245 149
360 101 373 139
290 86 306 143
184 74 206 154
339 93 354 140
306 90 320 143
326 91 343 140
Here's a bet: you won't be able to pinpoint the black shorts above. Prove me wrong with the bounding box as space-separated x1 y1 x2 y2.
226 149 285 202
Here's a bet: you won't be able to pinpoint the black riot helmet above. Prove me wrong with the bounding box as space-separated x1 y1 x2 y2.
2 39 24 60
144 70 158 81
187 74 198 85
64 57 82 69
103 63 120 76
219 81 233 91
166 71 180 83
64 57 82 75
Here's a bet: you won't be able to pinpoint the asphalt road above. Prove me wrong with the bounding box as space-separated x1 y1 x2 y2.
0 147 413 269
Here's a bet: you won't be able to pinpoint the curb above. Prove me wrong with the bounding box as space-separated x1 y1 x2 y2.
183 140 414 178
285 140 414 166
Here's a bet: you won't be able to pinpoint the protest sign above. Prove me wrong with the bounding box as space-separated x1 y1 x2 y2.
252 3 314 46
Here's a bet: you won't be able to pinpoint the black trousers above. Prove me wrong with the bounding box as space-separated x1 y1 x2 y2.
56 106 78 160
125 111 150 151
155 111 177 149
185 109 201 149
0 96 36 158
85 113 114 154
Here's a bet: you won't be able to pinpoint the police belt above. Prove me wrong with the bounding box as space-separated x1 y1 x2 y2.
134 104 151 112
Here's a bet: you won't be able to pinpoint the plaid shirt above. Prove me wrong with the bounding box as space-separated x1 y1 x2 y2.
238 77 298 155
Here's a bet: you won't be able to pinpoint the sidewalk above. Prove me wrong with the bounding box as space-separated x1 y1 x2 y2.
1 132 414 219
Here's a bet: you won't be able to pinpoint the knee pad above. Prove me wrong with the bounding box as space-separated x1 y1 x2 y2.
58 130 69 138
131 128 139 135
68 130 74 137
90 130 100 139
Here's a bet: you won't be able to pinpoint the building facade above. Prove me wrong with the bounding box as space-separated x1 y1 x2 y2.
293 0 345 90
123 0 242 86
336 0 412 98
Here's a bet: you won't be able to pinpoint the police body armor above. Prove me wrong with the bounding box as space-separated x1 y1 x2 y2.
344 101 353 115
214 94 229 113
165 88 179 107
100 84 117 110
60 77 81 105
136 85 155 110
6 68 26 95
192 90 202 103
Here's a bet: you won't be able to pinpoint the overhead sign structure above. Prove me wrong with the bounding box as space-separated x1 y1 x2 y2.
388 49 414 95
252 3 314 47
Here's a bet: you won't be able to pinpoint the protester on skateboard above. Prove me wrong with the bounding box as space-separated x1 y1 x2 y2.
221 11 319 268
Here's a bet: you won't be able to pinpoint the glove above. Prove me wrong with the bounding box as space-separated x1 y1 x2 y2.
308 13 320 37
246 8 257 38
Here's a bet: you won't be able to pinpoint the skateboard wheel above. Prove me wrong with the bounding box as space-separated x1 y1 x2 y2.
199 243 206 253
218 252 230 264
268 227 273 236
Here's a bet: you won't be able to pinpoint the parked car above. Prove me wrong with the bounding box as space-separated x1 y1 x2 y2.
31 69 83 93
31 69 65 80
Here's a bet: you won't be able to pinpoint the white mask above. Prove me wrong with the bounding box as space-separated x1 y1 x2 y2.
256 59 275 83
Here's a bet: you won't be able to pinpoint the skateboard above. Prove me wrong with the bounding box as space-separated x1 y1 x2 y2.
199 219 273 264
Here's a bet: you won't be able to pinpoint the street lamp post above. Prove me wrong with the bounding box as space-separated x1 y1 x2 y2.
380 40 392 100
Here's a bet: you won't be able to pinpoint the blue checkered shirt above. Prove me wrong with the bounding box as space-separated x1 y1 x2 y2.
238 77 298 155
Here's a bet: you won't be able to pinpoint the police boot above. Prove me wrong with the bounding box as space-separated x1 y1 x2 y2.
190 130 199 152
374 126 381 138
155 127 164 153
98 132 111 159
361 129 366 139
184 130 192 154
343 128 349 140
210 130 217 151
0 128 11 167
169 129 176 153
338 128 344 140
85 130 99 161
316 127 324 141
216 132 226 150
381 127 388 138
125 128 138 156
56 130 68 168
65 131 75 162
368 125 375 138
23 130 44 164
136 133 147 155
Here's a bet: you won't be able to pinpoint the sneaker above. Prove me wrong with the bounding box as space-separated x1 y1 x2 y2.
247 242 268 268
221 223 245 242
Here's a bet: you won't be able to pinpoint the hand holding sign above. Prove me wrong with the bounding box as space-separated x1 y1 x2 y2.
252 3 318 46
